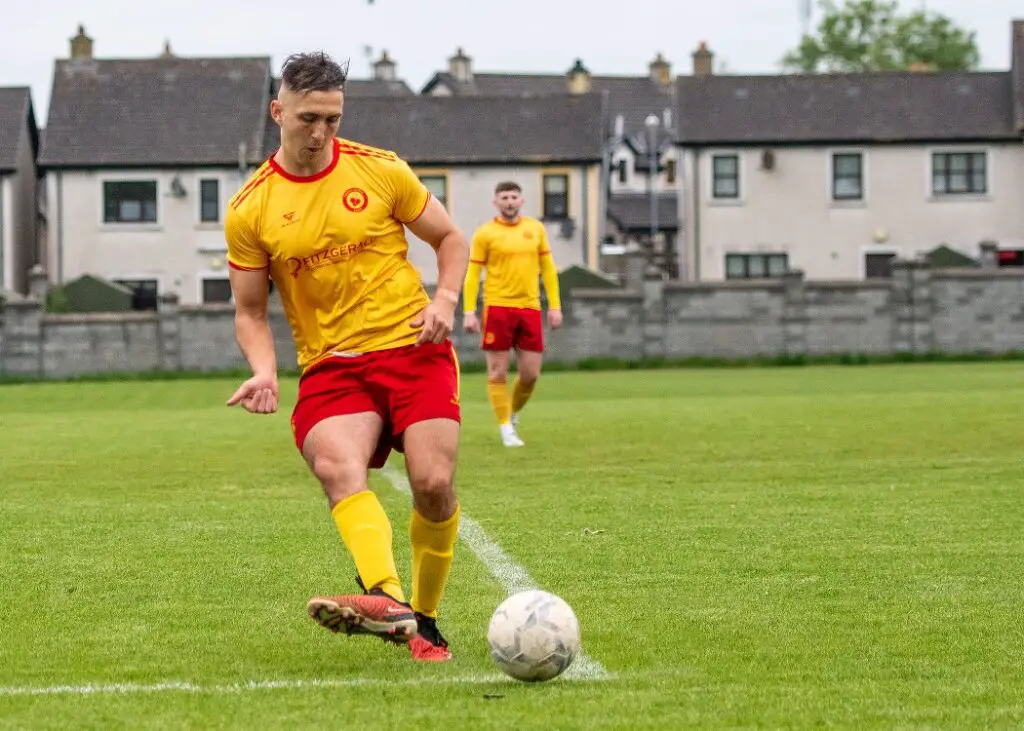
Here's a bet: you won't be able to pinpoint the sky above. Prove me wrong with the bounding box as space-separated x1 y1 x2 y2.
1 0 1021 122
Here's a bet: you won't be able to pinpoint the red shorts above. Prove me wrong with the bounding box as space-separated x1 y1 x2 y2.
482 305 544 352
290 341 461 469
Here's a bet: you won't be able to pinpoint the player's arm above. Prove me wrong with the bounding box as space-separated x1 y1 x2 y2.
463 230 487 332
538 228 563 328
224 206 278 413
407 196 470 307
391 161 470 344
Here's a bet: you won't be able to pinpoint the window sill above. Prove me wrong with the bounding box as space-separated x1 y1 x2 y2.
195 223 224 231
98 224 163 233
927 194 991 203
830 199 867 209
707 198 744 207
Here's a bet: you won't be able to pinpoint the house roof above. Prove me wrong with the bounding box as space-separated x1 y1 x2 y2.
675 70 1020 145
38 56 272 168
262 93 608 164
422 71 673 134
0 87 36 172
607 193 678 231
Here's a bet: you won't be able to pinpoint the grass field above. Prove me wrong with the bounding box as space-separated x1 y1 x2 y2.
2 363 1024 729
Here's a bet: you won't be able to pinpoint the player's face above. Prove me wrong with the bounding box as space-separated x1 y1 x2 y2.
272 89 343 165
494 190 523 220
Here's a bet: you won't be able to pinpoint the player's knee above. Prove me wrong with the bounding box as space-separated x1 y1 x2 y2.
487 362 509 381
410 467 456 519
518 369 539 386
309 453 365 501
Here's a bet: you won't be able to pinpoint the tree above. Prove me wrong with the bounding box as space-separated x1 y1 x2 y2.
782 0 980 73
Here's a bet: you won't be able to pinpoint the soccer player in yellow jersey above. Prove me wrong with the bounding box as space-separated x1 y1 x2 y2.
463 181 562 448
223 52 470 663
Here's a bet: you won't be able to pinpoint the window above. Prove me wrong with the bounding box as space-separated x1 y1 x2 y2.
104 181 157 223
202 277 233 303
832 153 863 200
419 175 448 208
199 179 220 223
712 155 739 199
932 152 986 195
865 252 896 279
542 173 569 219
113 278 158 311
724 253 788 279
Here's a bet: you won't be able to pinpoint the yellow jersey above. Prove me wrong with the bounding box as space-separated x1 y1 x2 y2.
464 216 561 312
225 137 433 373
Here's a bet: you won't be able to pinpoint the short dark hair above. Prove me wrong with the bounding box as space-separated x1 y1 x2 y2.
280 52 349 94
495 181 521 194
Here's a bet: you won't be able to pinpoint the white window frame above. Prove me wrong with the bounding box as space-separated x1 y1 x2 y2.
927 146 991 200
828 149 867 205
98 173 161 230
197 271 233 304
197 176 224 226
708 150 743 204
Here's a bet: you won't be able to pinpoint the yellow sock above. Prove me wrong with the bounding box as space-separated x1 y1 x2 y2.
410 504 460 618
511 377 536 414
487 379 511 425
331 490 405 602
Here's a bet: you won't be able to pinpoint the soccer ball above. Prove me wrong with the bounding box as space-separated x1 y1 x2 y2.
487 589 581 682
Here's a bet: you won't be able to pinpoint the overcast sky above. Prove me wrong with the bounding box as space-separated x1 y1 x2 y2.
2 0 1020 121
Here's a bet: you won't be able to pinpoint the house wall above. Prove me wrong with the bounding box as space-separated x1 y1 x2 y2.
45 167 245 304
681 143 1024 282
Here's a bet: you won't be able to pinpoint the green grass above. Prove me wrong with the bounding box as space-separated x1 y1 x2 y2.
2 363 1024 728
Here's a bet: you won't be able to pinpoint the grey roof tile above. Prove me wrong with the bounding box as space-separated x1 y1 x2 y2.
38 56 272 168
0 87 34 171
607 193 678 231
675 71 1018 145
263 92 607 164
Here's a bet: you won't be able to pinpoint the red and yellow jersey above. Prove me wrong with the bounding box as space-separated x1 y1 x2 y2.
225 137 432 373
464 216 561 312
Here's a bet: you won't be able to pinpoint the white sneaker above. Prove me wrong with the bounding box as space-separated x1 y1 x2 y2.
500 423 525 448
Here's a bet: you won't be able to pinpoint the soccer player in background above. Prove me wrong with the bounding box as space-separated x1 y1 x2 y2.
223 52 469 663
463 181 562 448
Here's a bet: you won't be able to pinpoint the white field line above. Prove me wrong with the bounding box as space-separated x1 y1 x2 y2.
0 674 517 698
381 464 611 681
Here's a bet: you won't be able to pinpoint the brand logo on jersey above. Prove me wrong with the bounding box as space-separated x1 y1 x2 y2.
282 211 299 227
342 188 369 213
286 239 374 277
523 231 534 240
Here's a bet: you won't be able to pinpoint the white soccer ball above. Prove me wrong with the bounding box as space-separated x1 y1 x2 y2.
487 589 581 682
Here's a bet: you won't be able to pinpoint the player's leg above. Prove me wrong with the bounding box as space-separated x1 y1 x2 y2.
481 307 523 446
381 340 463 662
511 349 543 424
293 366 417 643
510 308 546 428
403 417 461 661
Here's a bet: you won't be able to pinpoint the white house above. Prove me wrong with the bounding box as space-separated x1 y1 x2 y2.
674 26 1024 281
0 86 40 295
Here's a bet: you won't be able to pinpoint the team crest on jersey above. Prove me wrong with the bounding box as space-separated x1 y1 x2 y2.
342 188 369 212
524 231 534 240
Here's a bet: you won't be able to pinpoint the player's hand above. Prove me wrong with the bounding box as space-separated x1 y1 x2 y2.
411 298 456 345
548 309 563 330
226 374 279 414
464 311 480 334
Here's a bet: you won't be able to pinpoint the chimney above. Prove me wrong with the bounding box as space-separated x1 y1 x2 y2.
161 40 174 58
692 41 714 76
373 49 397 81
448 47 472 83
567 59 591 94
907 61 934 72
649 52 671 87
70 24 93 60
